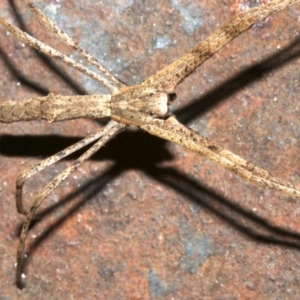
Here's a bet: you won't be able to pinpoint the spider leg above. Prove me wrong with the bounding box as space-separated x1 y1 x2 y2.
16 120 118 216
141 116 300 199
144 0 300 91
16 121 125 288
24 0 124 92
0 16 116 92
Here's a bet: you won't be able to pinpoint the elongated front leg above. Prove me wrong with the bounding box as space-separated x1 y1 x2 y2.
144 0 300 91
141 117 300 199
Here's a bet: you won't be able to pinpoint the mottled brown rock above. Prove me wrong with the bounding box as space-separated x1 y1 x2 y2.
0 0 299 299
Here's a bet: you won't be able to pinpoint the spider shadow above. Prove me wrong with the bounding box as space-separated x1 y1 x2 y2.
21 129 300 248
1 0 300 287
177 36 300 124
13 128 300 288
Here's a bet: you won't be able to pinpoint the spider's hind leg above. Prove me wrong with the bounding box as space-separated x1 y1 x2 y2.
24 0 124 92
15 122 118 215
16 121 124 288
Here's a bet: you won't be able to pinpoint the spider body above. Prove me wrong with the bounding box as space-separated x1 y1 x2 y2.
111 84 170 125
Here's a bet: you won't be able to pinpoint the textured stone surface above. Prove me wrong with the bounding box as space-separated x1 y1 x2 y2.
0 0 299 299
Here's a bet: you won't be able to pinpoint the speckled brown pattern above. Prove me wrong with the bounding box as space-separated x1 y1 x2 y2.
0 1 299 299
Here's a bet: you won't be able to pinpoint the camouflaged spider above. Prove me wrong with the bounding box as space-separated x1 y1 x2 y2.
0 0 299 288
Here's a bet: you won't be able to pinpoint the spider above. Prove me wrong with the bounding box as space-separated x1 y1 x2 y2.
0 0 299 293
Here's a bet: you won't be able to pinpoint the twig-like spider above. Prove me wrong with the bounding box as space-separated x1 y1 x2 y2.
0 0 299 291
